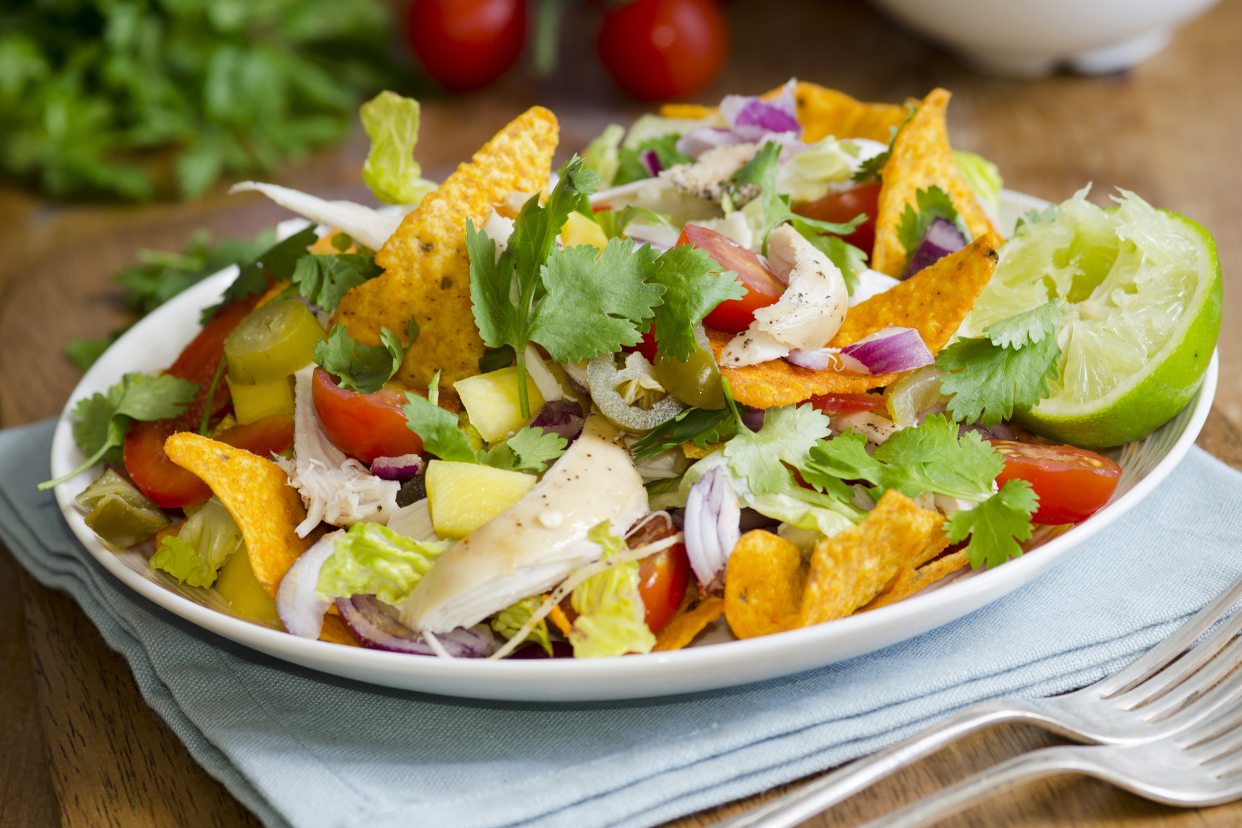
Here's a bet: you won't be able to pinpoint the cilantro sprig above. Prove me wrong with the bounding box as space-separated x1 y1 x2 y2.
40 372 200 490
282 253 382 315
895 186 971 261
936 300 1064 426
629 407 736 461
946 479 1040 569
401 389 566 473
201 225 319 323
315 321 418 395
850 105 916 185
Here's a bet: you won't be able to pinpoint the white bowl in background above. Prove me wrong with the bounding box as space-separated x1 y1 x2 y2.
869 0 1221 78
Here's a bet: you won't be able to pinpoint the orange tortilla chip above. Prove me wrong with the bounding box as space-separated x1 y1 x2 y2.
711 234 1000 408
724 530 808 639
860 548 969 612
319 615 362 646
331 106 560 388
799 490 946 627
872 89 998 278
164 432 311 597
654 585 725 651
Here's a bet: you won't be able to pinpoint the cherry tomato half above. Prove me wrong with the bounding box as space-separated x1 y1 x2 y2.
991 441 1122 525
124 296 261 508
679 224 785 333
596 0 729 101
628 513 691 634
405 0 527 93
792 182 881 258
808 393 888 414
311 367 425 465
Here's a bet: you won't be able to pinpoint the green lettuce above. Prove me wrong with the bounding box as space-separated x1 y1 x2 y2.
581 124 625 188
776 137 854 204
569 524 656 658
954 150 1003 215
491 596 552 656
150 498 244 588
316 522 452 605
360 91 438 206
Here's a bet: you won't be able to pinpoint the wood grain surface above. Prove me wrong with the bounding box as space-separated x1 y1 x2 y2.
2 1 1241 826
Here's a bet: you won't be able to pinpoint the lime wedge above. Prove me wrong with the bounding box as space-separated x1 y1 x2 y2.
961 188 1221 448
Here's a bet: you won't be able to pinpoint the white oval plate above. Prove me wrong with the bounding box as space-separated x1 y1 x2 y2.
51 191 1217 701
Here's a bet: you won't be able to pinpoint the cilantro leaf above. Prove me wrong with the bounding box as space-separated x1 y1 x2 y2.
895 186 970 261
646 244 745 361
478 345 516 374
40 372 199 490
850 106 916 184
724 403 833 495
630 407 735 461
288 253 382 314
936 300 1064 426
946 480 1039 569
791 219 864 296
477 427 567 473
314 323 412 395
201 225 319 323
402 393 479 464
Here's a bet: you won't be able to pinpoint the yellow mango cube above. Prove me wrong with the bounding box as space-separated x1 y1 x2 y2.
425 460 536 540
562 211 608 251
453 366 544 443
227 375 295 425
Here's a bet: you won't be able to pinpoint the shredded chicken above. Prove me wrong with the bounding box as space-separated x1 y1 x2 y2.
659 143 759 203
276 367 400 537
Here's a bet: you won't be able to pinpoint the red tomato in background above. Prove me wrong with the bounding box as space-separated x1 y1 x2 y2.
792 182 881 258
808 393 887 414
990 441 1122 525
405 0 527 93
628 513 691 634
311 368 424 465
596 0 728 101
679 224 785 333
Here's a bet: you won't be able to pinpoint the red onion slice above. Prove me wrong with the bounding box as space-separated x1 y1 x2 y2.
902 216 967 280
275 530 341 638
683 465 741 592
720 79 802 142
335 595 495 657
530 400 585 443
840 328 934 375
639 149 663 177
370 454 424 480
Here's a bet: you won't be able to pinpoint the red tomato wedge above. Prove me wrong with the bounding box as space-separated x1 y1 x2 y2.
311 367 424 465
990 441 1122 525
808 393 888 414
679 224 785 333
621 324 658 363
792 182 881 257
628 513 691 634
124 297 260 508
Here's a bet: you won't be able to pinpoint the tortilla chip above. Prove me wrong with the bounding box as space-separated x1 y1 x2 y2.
711 233 1000 408
654 584 725 651
331 106 560 388
871 89 998 278
319 615 362 646
799 489 946 626
658 83 909 144
860 548 969 612
725 530 808 639
164 432 311 597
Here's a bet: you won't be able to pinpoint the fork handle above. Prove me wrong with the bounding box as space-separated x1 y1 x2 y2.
711 699 1071 828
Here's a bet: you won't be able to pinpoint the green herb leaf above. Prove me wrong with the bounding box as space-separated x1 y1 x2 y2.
402 392 479 464
946 480 1040 569
477 426 567 473
314 323 410 395
790 219 865 296
202 225 319 323
724 403 833 495
850 106 916 184
630 407 735 461
647 244 745 361
289 253 382 314
895 186 969 261
478 345 516 374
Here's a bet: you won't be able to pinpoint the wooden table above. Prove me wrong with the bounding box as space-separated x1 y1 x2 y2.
3 1 1241 825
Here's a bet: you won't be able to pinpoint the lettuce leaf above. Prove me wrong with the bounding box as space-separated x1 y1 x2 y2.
360 91 438 206
569 523 656 658
581 124 625 188
776 137 854 204
149 498 243 588
491 596 553 656
316 522 452 605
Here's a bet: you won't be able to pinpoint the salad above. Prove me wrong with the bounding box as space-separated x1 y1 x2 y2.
48 81 1221 660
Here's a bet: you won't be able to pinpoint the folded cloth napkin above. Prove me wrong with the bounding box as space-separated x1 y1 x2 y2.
4 418 1242 828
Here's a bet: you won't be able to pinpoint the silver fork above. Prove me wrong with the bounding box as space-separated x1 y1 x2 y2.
853 689 1242 828
713 572 1242 828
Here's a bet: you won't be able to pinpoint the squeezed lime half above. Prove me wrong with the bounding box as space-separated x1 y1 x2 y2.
960 188 1221 448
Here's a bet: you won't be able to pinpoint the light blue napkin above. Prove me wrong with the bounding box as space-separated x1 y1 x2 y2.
4 418 1241 828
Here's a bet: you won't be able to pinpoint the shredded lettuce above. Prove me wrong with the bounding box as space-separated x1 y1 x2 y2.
582 124 625 188
150 498 244 588
954 150 1003 215
360 91 438 206
491 596 553 656
776 137 854 204
316 522 452 606
569 524 656 658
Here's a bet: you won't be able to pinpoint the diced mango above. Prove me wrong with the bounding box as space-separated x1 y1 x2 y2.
453 366 545 443
425 460 536 539
228 375 295 425
562 211 608 251
215 548 281 626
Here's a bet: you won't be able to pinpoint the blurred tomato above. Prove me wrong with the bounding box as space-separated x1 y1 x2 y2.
596 0 728 101
405 0 527 93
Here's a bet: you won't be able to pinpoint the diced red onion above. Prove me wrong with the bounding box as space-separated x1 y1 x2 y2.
335 595 495 657
902 216 967 280
675 127 746 160
530 400 585 444
639 149 662 177
741 407 765 432
370 454 424 480
275 530 341 638
720 79 802 142
840 328 934 375
683 465 741 593
785 348 870 373
961 421 1017 441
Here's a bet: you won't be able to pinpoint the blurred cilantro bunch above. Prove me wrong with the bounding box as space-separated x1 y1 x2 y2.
0 0 411 201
